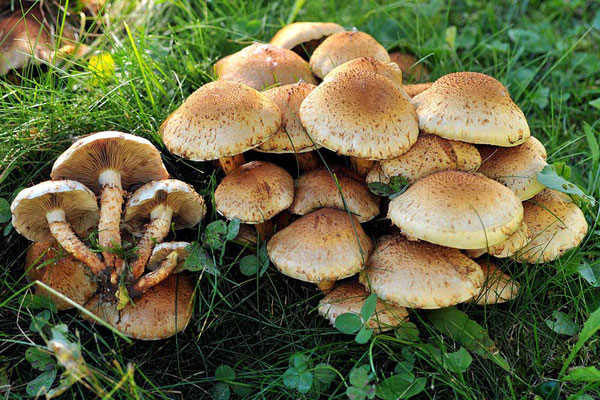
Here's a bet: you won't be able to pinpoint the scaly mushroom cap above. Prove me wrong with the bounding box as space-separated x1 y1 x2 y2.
309 30 390 78
465 221 531 258
160 80 282 161
25 242 98 310
388 52 429 81
300 70 419 160
148 242 190 273
380 134 481 183
256 82 318 153
477 136 547 200
0 8 53 74
518 189 588 263
83 274 194 340
365 163 390 185
360 235 484 309
388 170 523 249
215 161 294 224
267 208 374 283
214 43 316 90
290 168 380 222
324 57 403 87
412 72 530 146
318 281 408 333
11 180 99 242
404 82 433 97
473 260 519 305
123 179 206 236
270 22 344 50
51 131 169 193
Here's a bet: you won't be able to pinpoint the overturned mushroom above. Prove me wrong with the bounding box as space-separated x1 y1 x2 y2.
11 180 105 275
270 22 344 59
51 131 169 272
123 180 205 280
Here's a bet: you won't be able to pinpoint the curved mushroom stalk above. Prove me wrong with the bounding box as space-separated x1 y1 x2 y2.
98 172 125 270
130 205 173 279
129 251 178 297
46 210 106 276
219 154 246 175
351 158 376 177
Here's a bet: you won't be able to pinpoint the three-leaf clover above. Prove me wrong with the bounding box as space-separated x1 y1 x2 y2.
239 243 269 277
334 294 378 343
282 353 314 394
183 241 220 275
346 365 376 400
211 365 252 399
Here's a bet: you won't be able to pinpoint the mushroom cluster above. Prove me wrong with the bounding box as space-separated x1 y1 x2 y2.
159 21 588 334
12 131 206 340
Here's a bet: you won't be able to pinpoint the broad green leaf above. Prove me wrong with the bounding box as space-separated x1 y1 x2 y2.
313 363 336 388
589 98 600 109
563 366 600 382
231 384 252 397
19 294 57 313
26 347 55 371
239 255 259 276
226 219 241 241
532 380 561 400
355 325 373 344
3 221 12 236
283 367 301 389
561 306 600 373
215 365 235 381
291 353 311 371
26 369 56 397
545 311 580 336
361 294 378 322
394 361 414 374
30 310 50 332
184 242 219 275
395 322 420 342
578 261 600 287
211 382 230 400
349 365 371 388
368 182 394 197
204 220 228 249
0 198 10 223
444 347 472 373
401 347 416 364
376 374 426 400
537 164 596 206
296 371 313 394
335 313 362 334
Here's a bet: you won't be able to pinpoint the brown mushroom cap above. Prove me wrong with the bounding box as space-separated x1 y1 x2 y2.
11 180 99 242
517 189 588 263
465 221 531 258
83 274 194 340
160 80 282 161
214 161 294 224
290 168 380 222
389 52 429 81
123 179 206 236
477 136 547 200
380 134 481 183
25 242 98 310
51 131 169 193
309 30 390 78
214 43 316 90
256 82 318 153
472 260 519 305
0 9 53 74
324 57 402 87
412 72 530 146
148 242 190 273
403 82 433 97
318 281 408 333
267 208 374 284
360 235 484 309
300 70 419 160
270 22 344 50
388 170 523 249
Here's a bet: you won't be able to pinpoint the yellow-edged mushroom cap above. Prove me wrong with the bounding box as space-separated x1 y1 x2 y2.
465 221 531 258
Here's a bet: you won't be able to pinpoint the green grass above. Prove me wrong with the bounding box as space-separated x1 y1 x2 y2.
1 0 600 398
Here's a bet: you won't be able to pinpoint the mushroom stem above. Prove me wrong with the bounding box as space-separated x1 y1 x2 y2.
351 158 376 177
316 280 336 293
130 205 173 280
255 220 274 241
296 151 321 171
129 251 178 297
219 154 246 175
98 183 125 270
46 210 106 276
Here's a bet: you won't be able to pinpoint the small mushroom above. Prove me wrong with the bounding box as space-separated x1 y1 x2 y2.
472 259 519 305
516 189 588 263
290 167 380 222
25 241 98 310
465 221 531 258
318 281 408 333
147 242 190 272
477 136 548 200
365 163 390 185
360 235 484 309
214 161 294 240
388 52 429 81
300 69 418 176
324 57 408 95
267 208 374 292
269 22 344 59
403 82 433 97
380 134 481 183
214 43 316 90
256 82 321 171
51 131 169 271
11 180 106 275
412 72 530 146
309 30 390 79
83 273 194 340
387 170 523 249
123 179 206 279
160 80 282 174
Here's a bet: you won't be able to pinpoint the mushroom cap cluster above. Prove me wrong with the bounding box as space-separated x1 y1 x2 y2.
15 131 206 340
